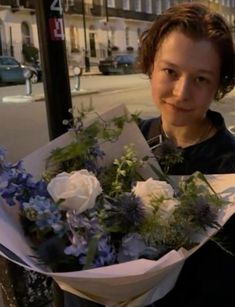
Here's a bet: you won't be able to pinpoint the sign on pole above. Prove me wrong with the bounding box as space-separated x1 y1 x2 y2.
34 0 72 140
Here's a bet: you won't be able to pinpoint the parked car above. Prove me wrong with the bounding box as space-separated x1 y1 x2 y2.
98 54 139 75
0 56 41 85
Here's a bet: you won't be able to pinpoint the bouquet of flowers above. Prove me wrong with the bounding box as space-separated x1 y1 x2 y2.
0 105 235 307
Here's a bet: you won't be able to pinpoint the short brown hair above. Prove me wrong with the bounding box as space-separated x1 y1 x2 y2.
138 3 235 100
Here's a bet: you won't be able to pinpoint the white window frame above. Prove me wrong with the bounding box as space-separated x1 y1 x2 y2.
145 0 152 14
107 0 115 8
156 0 162 14
135 0 141 12
123 0 130 10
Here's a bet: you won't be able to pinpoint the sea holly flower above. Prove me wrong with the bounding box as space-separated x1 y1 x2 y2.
100 193 146 233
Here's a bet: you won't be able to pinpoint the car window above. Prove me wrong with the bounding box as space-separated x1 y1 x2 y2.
0 57 19 66
115 55 135 63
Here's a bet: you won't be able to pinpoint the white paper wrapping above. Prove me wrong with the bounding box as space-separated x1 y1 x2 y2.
1 105 235 306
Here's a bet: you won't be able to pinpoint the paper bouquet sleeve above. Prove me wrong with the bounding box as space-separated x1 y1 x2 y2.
1 105 235 307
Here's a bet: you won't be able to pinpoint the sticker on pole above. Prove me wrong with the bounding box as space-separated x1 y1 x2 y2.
48 18 65 41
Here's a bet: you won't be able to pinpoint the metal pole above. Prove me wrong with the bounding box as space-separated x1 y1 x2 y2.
34 0 72 141
25 78 32 96
82 0 90 72
104 0 112 57
9 27 14 57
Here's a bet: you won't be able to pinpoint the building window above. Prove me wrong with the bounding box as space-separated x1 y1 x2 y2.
21 22 31 45
107 0 115 8
145 0 152 14
156 0 162 14
135 0 141 11
125 27 129 46
70 26 80 53
123 0 130 10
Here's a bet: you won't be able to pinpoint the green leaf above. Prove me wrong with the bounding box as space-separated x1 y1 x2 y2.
83 234 102 270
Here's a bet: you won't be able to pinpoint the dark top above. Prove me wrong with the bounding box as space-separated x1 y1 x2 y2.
139 110 235 307
139 109 235 174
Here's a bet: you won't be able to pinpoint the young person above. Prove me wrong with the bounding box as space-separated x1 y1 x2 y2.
63 3 235 306
138 3 235 306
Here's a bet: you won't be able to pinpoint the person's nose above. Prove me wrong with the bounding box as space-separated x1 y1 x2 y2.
172 76 191 101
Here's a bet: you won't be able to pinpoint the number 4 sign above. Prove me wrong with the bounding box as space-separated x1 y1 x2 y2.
50 0 63 15
49 18 65 41
48 0 64 41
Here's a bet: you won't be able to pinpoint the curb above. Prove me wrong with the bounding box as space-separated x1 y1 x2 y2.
2 89 99 104
2 95 35 104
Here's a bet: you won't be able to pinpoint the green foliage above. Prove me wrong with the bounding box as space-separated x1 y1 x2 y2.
139 171 225 252
43 106 136 181
160 150 183 174
100 144 146 197
22 43 39 63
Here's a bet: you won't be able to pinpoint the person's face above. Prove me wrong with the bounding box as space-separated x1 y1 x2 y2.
150 31 220 127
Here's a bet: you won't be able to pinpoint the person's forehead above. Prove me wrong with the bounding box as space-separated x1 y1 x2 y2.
155 31 220 69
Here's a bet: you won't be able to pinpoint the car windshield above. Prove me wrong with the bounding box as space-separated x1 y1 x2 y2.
115 55 135 63
0 57 19 66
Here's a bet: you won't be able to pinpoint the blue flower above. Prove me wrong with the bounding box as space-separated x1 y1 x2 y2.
22 196 63 233
0 146 7 164
65 211 116 268
92 235 116 267
117 233 147 263
64 236 87 258
101 193 146 233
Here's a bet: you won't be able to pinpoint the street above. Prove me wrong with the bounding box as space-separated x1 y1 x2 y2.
0 73 235 163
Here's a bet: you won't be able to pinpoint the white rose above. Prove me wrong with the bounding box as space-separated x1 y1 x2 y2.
132 178 174 206
47 170 102 213
158 198 179 219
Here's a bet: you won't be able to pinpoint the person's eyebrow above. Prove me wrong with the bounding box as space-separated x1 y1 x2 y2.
158 60 216 76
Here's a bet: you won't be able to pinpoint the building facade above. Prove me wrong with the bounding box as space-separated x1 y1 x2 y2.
0 0 235 67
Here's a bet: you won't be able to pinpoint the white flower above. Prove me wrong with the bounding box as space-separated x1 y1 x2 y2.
47 170 102 213
132 178 178 216
158 198 179 219
132 178 174 204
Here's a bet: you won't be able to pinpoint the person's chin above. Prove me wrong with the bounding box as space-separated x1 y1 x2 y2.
164 114 193 127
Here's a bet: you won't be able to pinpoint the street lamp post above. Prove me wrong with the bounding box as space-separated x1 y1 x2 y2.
82 0 90 72
104 0 112 57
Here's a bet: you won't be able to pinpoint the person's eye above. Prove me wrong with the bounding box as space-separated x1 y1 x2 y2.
195 76 209 84
163 68 177 78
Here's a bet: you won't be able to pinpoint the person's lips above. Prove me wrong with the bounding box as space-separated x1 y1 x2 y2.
165 102 193 113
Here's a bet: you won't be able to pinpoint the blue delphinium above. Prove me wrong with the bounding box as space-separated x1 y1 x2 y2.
0 146 49 206
92 234 116 268
117 233 146 263
65 211 116 268
118 233 162 263
22 195 64 233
